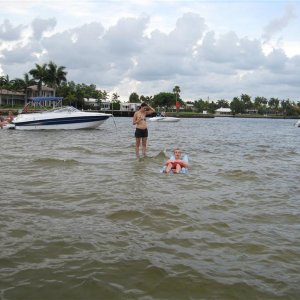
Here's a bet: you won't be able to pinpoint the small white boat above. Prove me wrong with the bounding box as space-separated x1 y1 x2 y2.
11 97 112 130
149 116 180 122
295 120 300 127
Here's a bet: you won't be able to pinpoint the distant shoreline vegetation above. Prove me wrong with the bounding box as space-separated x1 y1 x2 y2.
0 62 300 117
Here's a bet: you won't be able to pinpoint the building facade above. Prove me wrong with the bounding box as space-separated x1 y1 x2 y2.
120 103 140 111
84 98 111 110
0 89 25 106
215 107 232 115
0 85 55 106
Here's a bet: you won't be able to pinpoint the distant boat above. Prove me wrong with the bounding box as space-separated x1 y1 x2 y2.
295 120 300 127
148 116 180 122
149 113 180 122
11 97 112 130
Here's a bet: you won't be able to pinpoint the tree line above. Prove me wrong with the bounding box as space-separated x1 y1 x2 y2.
192 94 300 116
1 62 299 116
0 61 67 103
0 61 114 108
130 89 300 116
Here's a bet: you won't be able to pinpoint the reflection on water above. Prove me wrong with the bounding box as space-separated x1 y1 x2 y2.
0 117 299 299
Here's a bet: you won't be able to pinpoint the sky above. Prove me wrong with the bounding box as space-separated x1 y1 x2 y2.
0 0 300 102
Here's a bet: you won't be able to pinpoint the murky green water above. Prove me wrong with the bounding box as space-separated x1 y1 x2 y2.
0 117 299 299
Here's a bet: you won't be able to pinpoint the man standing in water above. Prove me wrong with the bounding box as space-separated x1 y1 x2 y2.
132 103 155 158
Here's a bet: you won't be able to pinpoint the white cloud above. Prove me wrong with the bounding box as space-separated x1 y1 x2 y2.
32 18 57 40
0 0 300 101
262 3 296 43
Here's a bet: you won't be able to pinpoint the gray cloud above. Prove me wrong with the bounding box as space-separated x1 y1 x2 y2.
0 19 23 41
131 13 206 80
1 41 41 64
198 31 265 70
38 18 149 86
103 15 149 55
31 18 57 40
265 49 288 72
42 22 106 69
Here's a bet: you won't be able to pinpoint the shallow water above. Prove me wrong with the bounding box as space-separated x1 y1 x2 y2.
0 117 299 300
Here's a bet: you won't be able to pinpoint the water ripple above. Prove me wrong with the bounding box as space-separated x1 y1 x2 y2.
1 118 299 299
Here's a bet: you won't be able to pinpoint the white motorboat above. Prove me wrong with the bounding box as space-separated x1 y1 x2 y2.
11 97 112 130
295 120 300 127
148 116 180 122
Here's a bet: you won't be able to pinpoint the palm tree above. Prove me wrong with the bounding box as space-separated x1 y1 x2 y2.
173 85 181 98
216 99 229 108
101 90 109 101
111 92 120 112
144 95 153 105
129 92 139 103
29 63 48 96
11 73 36 104
0 75 9 105
268 97 280 114
112 92 120 102
46 61 67 96
240 94 253 111
173 85 181 112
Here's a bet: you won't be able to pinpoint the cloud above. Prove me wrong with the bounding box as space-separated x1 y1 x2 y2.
31 18 57 40
42 22 106 69
40 17 149 86
0 19 24 41
103 15 149 55
170 13 206 48
131 13 206 81
0 6 300 101
198 31 265 70
1 41 41 64
265 48 288 72
262 3 296 43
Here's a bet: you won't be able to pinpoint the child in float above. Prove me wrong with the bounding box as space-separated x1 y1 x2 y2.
164 148 189 174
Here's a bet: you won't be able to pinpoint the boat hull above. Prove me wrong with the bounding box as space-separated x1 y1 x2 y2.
13 112 111 130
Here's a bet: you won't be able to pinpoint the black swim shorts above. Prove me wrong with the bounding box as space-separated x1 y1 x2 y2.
135 128 148 138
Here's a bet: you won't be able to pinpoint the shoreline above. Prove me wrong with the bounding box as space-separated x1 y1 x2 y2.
0 108 299 120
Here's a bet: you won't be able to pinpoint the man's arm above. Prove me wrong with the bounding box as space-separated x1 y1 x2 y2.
132 112 138 125
145 105 155 115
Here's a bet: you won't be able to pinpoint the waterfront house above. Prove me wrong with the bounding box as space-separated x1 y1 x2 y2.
0 89 25 106
27 85 54 98
84 98 111 110
0 85 54 106
246 109 258 114
185 103 195 111
215 107 232 115
101 101 111 111
120 103 140 111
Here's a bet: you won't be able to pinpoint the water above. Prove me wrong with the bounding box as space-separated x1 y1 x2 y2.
0 117 299 300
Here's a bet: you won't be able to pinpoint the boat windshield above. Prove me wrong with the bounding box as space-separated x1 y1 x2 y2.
48 106 80 113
